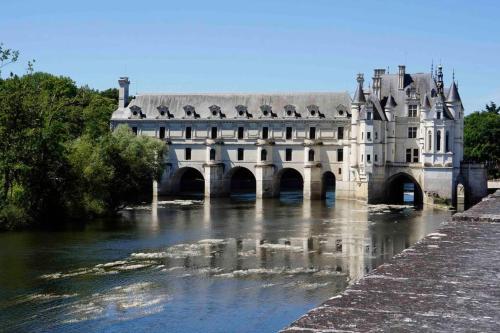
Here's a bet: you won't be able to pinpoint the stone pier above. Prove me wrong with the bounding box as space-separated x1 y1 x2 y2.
281 191 500 332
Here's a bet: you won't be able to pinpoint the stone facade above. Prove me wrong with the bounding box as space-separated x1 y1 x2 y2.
110 65 486 206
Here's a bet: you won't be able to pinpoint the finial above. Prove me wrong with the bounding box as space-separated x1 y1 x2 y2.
452 68 455 82
431 60 434 79
356 73 364 85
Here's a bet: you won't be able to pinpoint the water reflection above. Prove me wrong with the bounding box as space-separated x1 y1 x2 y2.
0 194 449 333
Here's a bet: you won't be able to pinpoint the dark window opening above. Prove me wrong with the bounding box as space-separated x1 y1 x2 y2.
209 148 216 161
159 127 165 139
337 149 344 162
367 111 372 120
185 126 192 139
132 126 137 135
406 148 412 163
260 149 267 161
309 127 316 139
286 127 293 139
338 127 344 139
285 148 292 161
367 132 371 141
437 130 441 151
262 127 269 139
238 127 244 139
211 127 217 139
413 149 419 163
185 148 191 160
445 131 450 152
237 148 244 161
308 149 315 162
367 154 371 163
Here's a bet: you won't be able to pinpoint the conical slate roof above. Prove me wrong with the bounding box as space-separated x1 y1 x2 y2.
446 81 461 103
352 81 366 104
385 94 397 108
422 93 431 108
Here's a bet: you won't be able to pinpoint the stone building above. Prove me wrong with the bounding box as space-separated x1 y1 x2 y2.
110 65 487 206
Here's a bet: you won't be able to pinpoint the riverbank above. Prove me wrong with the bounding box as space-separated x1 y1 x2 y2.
281 191 500 332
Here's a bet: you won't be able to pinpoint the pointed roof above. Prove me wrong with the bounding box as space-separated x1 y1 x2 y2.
352 74 366 104
446 81 461 103
385 93 397 109
422 93 431 109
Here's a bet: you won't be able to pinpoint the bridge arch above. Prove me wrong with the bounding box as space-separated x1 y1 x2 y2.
171 167 205 197
321 171 336 201
273 167 304 198
385 172 423 207
223 166 256 196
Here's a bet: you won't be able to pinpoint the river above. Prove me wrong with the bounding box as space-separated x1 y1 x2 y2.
0 194 450 332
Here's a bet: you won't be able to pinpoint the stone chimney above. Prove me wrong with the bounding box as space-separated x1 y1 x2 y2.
398 65 406 89
372 68 385 99
118 77 130 109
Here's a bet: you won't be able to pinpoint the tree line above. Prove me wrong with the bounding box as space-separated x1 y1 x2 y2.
0 45 165 230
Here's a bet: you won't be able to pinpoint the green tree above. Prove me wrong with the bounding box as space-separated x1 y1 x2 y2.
68 125 166 215
464 102 500 178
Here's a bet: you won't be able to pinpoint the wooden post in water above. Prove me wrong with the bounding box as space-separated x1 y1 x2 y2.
457 183 465 212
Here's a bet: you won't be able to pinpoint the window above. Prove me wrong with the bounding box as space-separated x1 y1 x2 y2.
428 131 432 151
367 111 372 120
237 148 244 161
159 127 165 139
262 127 269 139
309 127 316 139
413 149 419 162
308 149 315 162
337 149 344 162
361 154 364 162
185 148 191 160
132 126 137 135
260 149 267 161
375 132 378 140
406 149 412 162
185 126 192 139
238 127 244 139
285 148 292 161
211 126 217 139
338 168 342 175
209 148 216 160
408 105 417 117
408 127 417 138
437 111 441 120
367 132 371 141
445 131 450 152
437 130 441 151
375 154 378 162
361 132 364 140
367 154 371 163
286 127 293 140
338 127 344 139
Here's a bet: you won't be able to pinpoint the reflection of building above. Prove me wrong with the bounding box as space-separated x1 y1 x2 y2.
111 65 486 206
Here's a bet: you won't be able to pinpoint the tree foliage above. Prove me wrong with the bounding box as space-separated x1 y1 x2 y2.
464 102 500 178
0 71 165 230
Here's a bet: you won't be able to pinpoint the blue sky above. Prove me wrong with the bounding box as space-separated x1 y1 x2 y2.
1 0 499 112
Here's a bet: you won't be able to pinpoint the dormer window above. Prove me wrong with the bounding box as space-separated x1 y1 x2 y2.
260 105 273 118
209 105 224 118
307 104 321 118
408 105 417 117
284 104 298 118
129 105 145 119
235 105 251 118
183 105 197 118
157 105 173 119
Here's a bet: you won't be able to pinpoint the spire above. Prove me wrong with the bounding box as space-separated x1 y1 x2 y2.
446 80 461 103
436 65 444 95
353 73 366 104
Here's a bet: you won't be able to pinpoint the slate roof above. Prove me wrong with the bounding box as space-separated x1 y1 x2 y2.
111 92 352 120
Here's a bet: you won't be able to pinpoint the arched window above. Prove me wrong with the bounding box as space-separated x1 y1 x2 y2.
209 148 216 161
436 130 441 151
260 149 267 161
428 131 432 151
308 149 315 162
445 131 450 152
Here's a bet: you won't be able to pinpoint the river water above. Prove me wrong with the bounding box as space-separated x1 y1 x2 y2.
0 194 450 333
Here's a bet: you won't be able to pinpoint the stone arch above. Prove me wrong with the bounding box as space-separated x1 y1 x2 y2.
385 172 423 207
273 167 304 197
171 167 205 197
321 171 336 200
223 166 256 196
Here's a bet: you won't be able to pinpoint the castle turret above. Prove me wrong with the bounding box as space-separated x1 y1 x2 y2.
350 74 365 174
